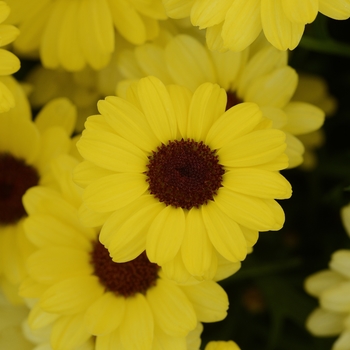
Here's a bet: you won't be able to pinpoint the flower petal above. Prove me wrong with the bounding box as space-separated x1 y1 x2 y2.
137 76 177 143
223 169 291 199
98 96 158 152
85 292 125 336
202 201 247 262
181 207 216 277
77 129 148 173
119 293 154 350
187 83 226 141
146 279 197 336
181 280 228 322
217 129 286 168
84 173 148 212
261 0 305 50
146 206 186 265
206 102 262 149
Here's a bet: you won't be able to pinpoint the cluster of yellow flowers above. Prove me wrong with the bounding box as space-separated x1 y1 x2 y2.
0 0 349 349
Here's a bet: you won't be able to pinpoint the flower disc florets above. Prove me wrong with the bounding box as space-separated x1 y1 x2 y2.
145 139 225 210
91 240 160 297
0 153 39 225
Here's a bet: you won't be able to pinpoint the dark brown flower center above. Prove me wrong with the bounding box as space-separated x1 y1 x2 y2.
0 153 40 225
90 240 160 298
145 139 225 210
226 91 242 110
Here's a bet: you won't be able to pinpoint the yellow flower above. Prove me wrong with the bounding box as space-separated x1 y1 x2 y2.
0 89 76 303
7 0 167 71
74 76 291 280
205 340 241 350
0 1 20 112
117 34 325 168
162 0 350 51
21 155 228 350
304 204 350 349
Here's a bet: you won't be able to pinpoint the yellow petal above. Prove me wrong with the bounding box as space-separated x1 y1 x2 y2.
191 0 232 28
101 195 163 262
58 1 86 71
181 280 228 322
202 201 247 262
244 66 298 108
51 313 91 350
146 279 197 336
283 102 325 135
27 247 92 284
206 102 262 149
181 208 216 277
223 169 292 199
119 293 154 350
77 129 148 173
34 98 76 135
281 0 318 23
165 35 216 91
137 76 177 144
222 0 262 51
40 276 104 315
98 96 158 152
214 188 280 231
319 0 350 20
261 0 305 50
187 83 226 141
167 84 192 139
217 129 286 168
83 173 148 212
84 292 125 336
146 206 186 265
0 49 20 75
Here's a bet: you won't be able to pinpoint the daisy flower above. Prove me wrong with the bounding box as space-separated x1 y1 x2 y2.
0 92 76 302
7 0 167 71
21 155 228 350
117 34 325 168
304 204 350 350
74 76 291 280
0 1 20 112
162 0 350 51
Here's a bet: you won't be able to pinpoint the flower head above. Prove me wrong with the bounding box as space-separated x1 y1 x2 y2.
8 0 167 71
0 92 76 302
75 76 291 279
117 34 325 168
21 155 228 350
162 0 350 51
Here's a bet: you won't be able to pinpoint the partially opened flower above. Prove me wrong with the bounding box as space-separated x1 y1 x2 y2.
0 94 76 302
162 0 350 51
117 34 325 168
0 1 20 112
75 76 291 279
21 155 228 350
7 0 167 71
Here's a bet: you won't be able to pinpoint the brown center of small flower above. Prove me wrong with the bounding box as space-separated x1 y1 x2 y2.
145 139 225 210
226 91 242 110
91 240 160 297
0 153 40 225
